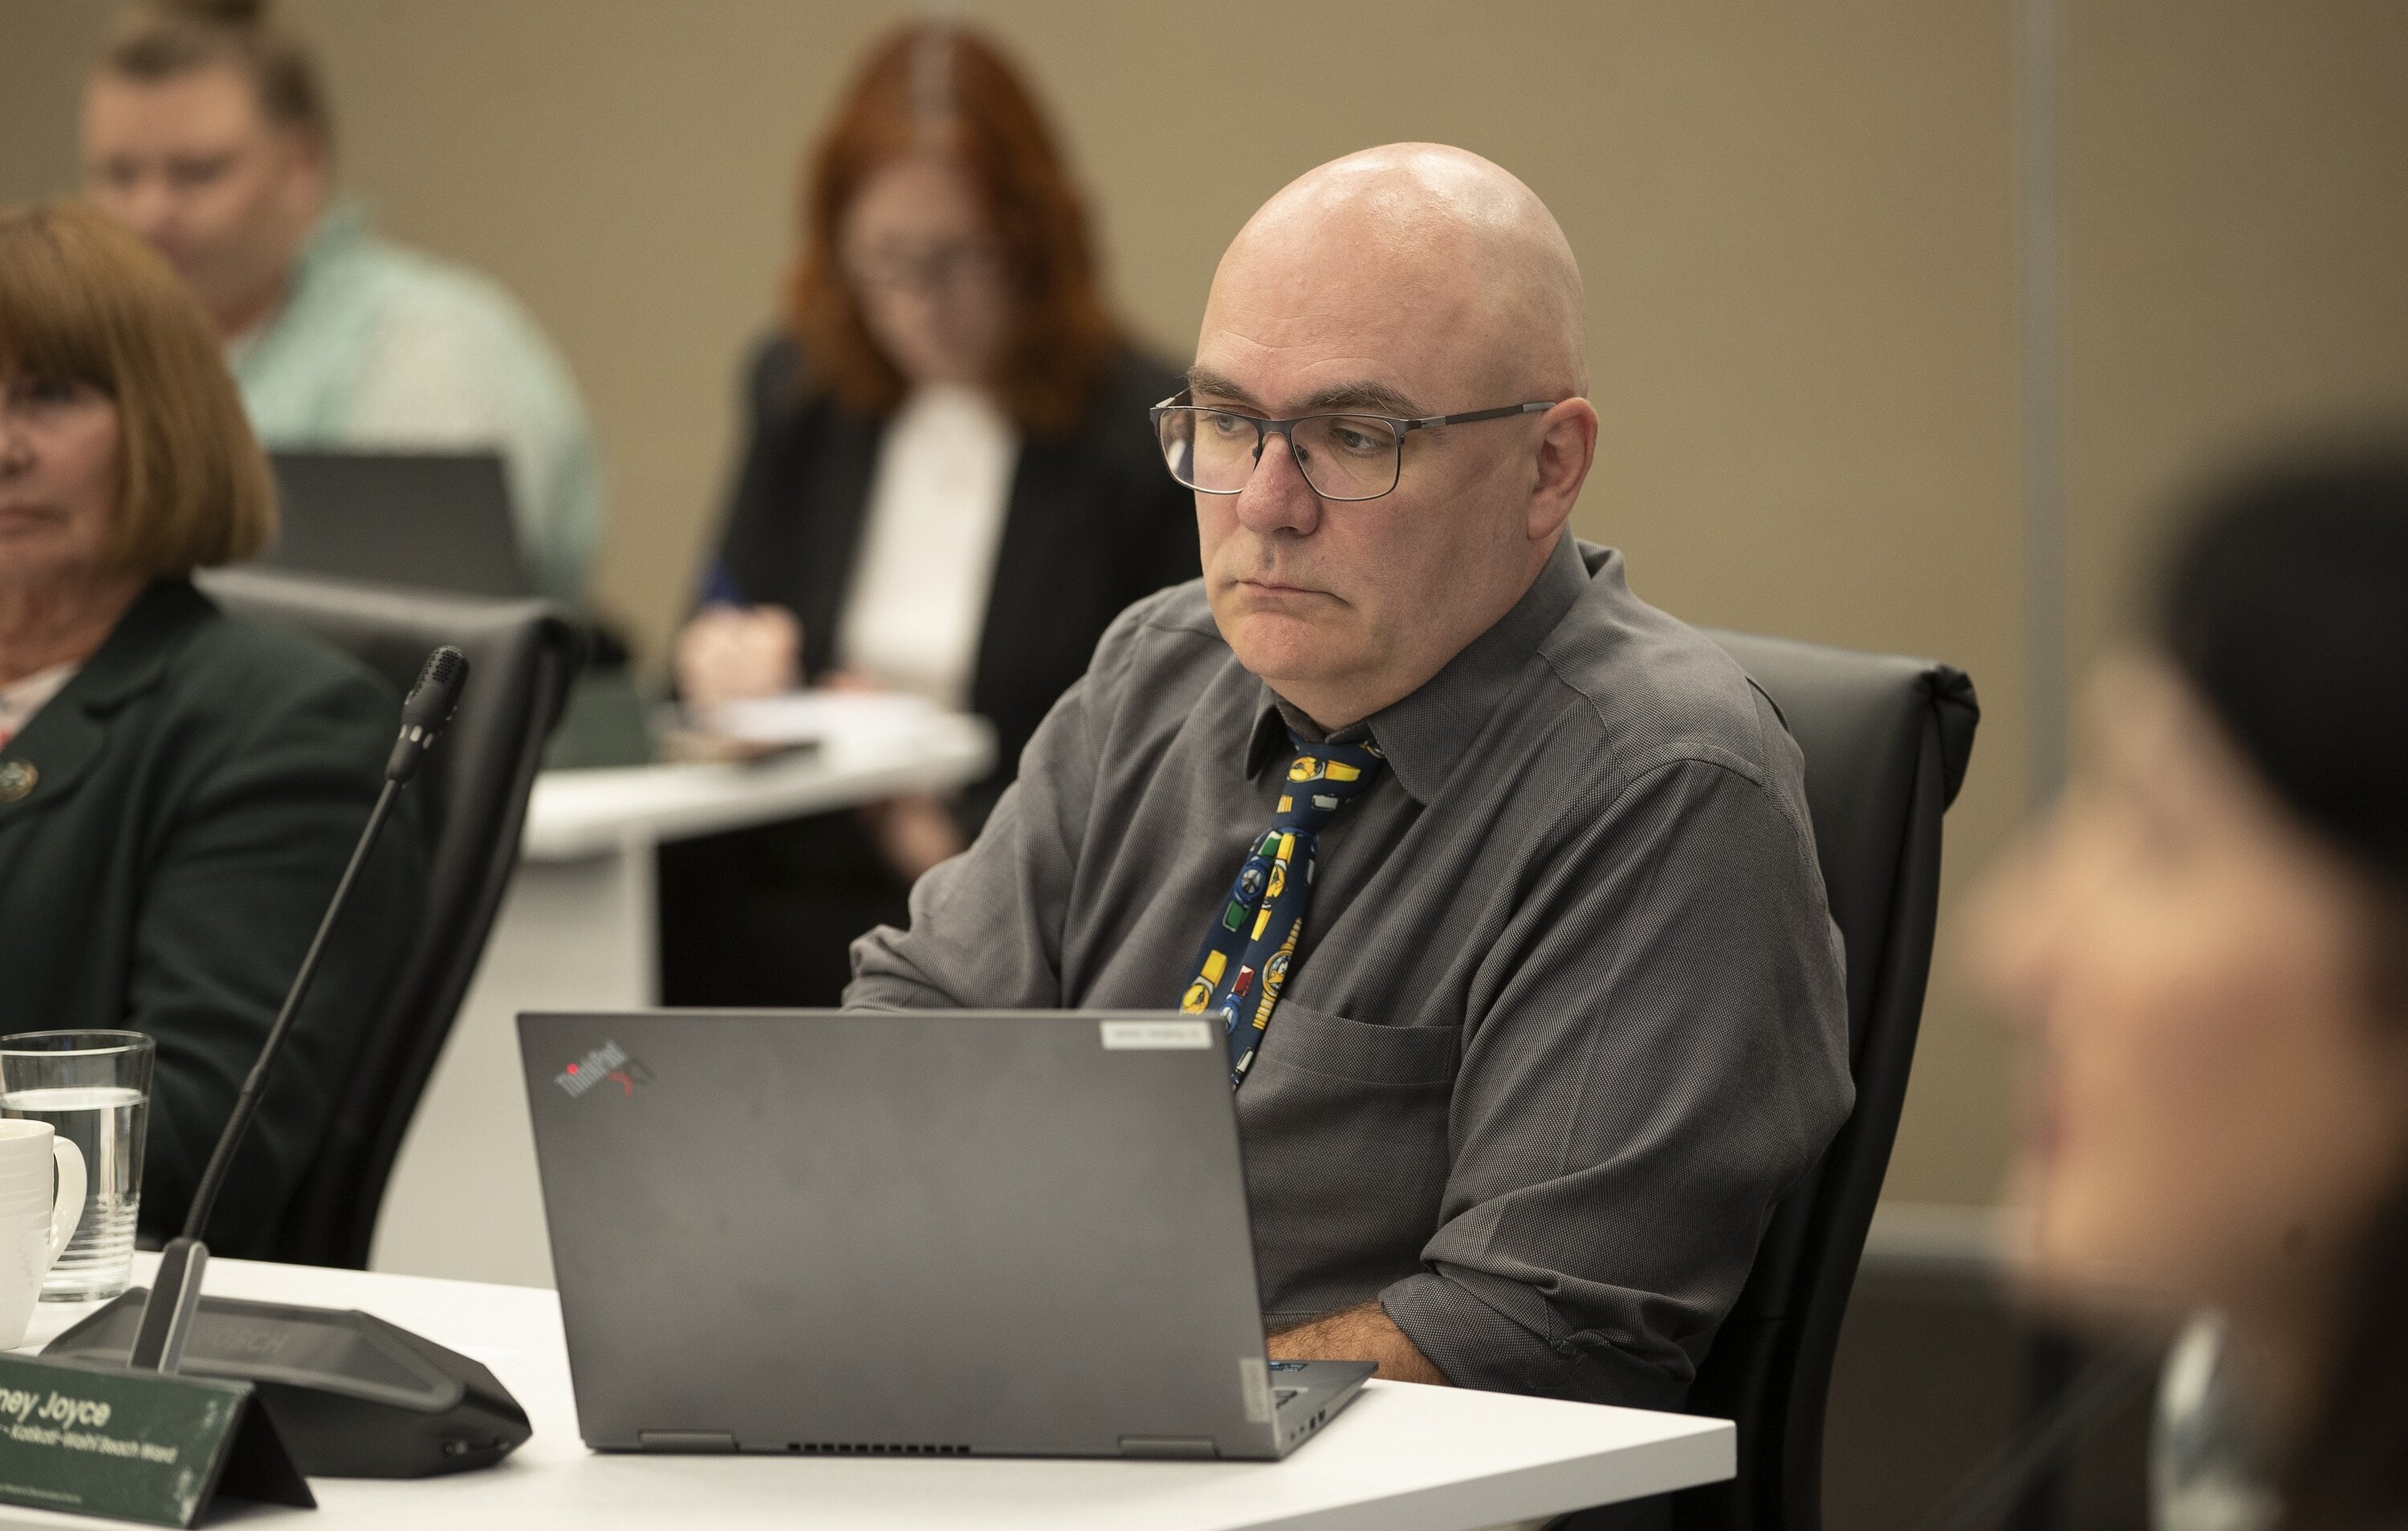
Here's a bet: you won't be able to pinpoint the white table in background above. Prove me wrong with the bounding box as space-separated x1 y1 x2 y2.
370 713 995 1289
14 1257 1733 1531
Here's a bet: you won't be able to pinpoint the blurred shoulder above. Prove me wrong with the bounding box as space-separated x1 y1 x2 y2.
1059 345 1186 488
1087 346 1185 419
742 332 804 412
170 600 401 745
1084 344 1185 431
1082 577 1222 692
1547 542 1813 828
363 238 558 359
736 332 857 436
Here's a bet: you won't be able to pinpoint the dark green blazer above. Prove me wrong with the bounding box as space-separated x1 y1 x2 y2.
0 579 425 1257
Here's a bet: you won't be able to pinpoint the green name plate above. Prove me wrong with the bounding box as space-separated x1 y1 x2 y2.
0 1352 312 1525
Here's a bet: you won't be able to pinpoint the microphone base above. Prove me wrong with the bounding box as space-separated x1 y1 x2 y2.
43 1289 531 1478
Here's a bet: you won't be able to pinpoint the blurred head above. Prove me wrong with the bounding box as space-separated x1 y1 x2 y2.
0 201 275 595
789 23 1116 433
1972 449 2408 1509
1190 144 1598 728
79 0 330 338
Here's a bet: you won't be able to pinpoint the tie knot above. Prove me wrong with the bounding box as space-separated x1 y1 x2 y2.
1275 733 1385 827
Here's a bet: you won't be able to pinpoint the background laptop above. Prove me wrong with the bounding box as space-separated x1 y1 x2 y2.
518 1009 1373 1461
259 450 533 598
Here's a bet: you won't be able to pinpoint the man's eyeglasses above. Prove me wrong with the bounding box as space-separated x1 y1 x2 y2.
1151 391 1561 503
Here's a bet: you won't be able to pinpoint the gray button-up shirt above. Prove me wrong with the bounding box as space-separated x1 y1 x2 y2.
849 534 1852 1407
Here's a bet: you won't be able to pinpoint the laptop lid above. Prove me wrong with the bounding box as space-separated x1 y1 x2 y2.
260 450 533 598
519 1010 1283 1459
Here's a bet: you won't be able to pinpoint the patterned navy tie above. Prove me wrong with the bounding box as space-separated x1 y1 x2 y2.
1179 732 1387 1087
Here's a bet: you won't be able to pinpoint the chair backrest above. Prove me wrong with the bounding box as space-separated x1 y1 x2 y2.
1669 632 1979 1531
199 567 584 1267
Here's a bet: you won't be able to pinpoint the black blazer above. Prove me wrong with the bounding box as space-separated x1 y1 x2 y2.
0 580 425 1255
710 337 1199 827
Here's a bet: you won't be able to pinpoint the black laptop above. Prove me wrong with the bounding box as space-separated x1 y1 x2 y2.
519 1009 1375 1460
259 450 532 598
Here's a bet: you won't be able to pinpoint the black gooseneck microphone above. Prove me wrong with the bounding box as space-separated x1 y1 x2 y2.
384 645 470 786
127 645 470 1374
51 645 528 1482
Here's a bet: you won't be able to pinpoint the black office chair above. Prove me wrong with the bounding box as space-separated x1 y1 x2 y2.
1560 633 1978 1531
199 566 584 1268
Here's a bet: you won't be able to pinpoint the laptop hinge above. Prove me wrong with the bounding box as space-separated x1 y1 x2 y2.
1118 1436 1219 1460
639 1430 737 1452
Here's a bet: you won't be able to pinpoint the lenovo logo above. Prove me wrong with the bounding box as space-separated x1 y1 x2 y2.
555 1040 645 1099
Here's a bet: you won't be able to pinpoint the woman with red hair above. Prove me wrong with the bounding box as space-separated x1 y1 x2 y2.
665 24 1195 1005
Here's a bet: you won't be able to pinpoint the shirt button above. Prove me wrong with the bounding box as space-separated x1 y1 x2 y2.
0 760 35 802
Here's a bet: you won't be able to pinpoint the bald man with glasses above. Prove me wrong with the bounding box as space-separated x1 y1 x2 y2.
849 144 1851 1415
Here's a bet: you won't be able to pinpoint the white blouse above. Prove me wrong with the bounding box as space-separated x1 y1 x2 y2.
833 386 1019 711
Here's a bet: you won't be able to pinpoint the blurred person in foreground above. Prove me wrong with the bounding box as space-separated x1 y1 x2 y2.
80 0 605 607
665 23 1195 1005
848 142 1851 1440
1972 449 2408 1530
0 201 425 1258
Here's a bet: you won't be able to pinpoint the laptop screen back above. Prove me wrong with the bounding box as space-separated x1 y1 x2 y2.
519 1010 1277 1459
261 451 532 599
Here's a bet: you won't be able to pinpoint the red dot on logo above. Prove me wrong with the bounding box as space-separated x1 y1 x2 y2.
565 1063 579 1074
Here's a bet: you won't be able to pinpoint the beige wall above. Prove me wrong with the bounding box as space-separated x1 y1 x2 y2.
2062 3 2408 667
6 1 2406 1208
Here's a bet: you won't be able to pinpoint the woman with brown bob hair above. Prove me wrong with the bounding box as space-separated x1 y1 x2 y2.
0 201 425 1260
666 23 1196 1006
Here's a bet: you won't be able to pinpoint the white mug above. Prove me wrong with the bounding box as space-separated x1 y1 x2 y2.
0 1121 83 1348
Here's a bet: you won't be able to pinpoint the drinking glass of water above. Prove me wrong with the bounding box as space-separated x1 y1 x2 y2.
0 1031 153 1302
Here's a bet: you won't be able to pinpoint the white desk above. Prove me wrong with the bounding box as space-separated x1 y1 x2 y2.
13 1257 1732 1530
369 713 995 1288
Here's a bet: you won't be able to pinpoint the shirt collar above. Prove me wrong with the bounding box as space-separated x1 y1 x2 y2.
1242 692 1344 778
1242 532 1591 802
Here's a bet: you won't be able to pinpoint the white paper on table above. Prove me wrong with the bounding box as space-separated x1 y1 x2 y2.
698 688 944 746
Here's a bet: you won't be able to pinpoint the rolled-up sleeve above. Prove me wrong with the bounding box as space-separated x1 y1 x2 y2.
1380 755 1852 1406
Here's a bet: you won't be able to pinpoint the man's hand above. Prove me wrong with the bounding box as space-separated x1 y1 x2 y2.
1268 1302 1450 1386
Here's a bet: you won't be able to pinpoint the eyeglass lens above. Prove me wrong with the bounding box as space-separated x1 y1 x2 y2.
1157 408 1403 501
847 238 1001 295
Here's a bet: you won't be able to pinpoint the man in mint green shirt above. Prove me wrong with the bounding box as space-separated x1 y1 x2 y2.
81 6 604 605
223 198 604 606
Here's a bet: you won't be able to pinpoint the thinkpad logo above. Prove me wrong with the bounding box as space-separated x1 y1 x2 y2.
555 1040 649 1099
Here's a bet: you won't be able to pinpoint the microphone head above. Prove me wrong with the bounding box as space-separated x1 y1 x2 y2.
402 646 470 732
387 645 470 785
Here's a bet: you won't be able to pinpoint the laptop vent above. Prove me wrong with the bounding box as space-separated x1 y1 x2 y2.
787 1441 971 1456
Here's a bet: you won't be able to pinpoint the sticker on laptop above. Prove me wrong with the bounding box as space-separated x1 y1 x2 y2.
1099 1019 1212 1050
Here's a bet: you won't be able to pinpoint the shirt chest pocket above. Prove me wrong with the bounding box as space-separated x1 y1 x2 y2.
1235 1004 1461 1315
1253 1003 1460 1088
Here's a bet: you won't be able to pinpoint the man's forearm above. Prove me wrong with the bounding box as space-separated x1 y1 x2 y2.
1268 1301 1450 1386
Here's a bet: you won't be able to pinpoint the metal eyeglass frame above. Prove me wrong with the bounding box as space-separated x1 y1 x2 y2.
1149 390 1564 502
